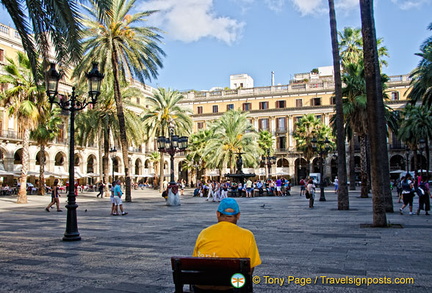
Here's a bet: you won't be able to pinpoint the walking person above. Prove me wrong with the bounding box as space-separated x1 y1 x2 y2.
416 177 430 215
206 180 215 202
306 179 316 208
45 179 62 212
333 176 339 194
399 175 415 215
96 182 104 198
299 178 306 196
113 180 128 216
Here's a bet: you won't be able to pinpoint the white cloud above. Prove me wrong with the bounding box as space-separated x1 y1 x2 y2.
289 0 359 16
265 0 286 12
390 0 431 10
139 0 245 44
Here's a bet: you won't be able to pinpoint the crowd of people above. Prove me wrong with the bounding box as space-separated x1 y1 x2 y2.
396 174 430 215
193 178 292 201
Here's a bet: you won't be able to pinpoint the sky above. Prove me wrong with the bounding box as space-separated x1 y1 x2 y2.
1 0 431 91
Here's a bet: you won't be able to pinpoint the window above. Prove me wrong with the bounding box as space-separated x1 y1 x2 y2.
197 122 204 129
276 117 286 133
276 100 286 108
277 136 286 151
212 105 218 113
197 106 203 114
242 103 251 111
0 49 4 62
391 91 399 101
259 101 269 110
295 99 302 108
330 96 336 105
259 119 269 131
227 104 234 111
312 97 321 106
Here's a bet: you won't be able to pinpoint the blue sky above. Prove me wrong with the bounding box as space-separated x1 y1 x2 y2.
1 0 431 91
137 0 432 91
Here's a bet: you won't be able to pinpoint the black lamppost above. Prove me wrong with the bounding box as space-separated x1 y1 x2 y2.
46 63 104 241
110 147 117 183
157 124 188 205
312 137 331 201
261 149 276 179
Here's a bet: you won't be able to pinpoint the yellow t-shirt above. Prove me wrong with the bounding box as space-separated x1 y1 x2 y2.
192 221 261 268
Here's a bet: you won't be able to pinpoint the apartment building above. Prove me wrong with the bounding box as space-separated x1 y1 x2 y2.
179 70 413 183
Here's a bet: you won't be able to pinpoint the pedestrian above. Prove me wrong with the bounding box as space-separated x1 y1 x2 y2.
206 180 215 202
220 180 228 200
110 181 117 215
334 176 339 194
45 179 62 212
113 180 128 216
416 177 430 215
192 197 261 291
275 177 282 196
96 182 104 198
399 175 415 215
245 179 253 198
306 179 316 208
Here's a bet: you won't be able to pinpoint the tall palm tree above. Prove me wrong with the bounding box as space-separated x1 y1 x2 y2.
204 110 259 173
360 0 390 225
328 0 349 210
142 88 192 193
77 0 166 201
0 52 44 203
408 23 432 106
31 107 62 195
148 152 160 188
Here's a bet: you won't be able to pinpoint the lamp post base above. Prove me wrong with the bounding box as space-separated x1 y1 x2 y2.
62 202 81 241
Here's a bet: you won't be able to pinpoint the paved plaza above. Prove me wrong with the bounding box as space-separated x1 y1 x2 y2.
0 187 431 292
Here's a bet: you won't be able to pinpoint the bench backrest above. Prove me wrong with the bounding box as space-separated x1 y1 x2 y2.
171 256 252 292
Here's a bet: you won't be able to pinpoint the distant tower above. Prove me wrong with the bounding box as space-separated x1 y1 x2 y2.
271 71 275 86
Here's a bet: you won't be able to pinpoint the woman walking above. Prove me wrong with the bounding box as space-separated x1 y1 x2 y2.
306 179 316 208
45 179 62 212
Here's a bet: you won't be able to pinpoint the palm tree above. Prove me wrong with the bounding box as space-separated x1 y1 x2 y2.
408 23 432 106
0 52 44 203
204 110 259 173
398 104 432 172
31 107 62 195
257 130 275 178
328 0 349 210
293 114 322 170
148 152 160 188
360 0 390 226
188 129 214 182
142 88 192 193
77 0 166 201
75 80 146 187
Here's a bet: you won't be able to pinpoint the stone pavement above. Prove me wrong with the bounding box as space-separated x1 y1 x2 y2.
0 187 431 292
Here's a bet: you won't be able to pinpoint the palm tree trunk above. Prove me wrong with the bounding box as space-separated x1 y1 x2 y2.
360 0 389 225
102 130 109 196
328 0 349 209
359 135 369 198
38 144 46 196
17 129 30 203
111 47 132 202
349 138 356 190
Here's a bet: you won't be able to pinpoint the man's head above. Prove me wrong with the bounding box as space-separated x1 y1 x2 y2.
217 198 240 223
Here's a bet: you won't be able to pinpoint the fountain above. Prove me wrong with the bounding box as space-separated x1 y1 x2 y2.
224 152 256 186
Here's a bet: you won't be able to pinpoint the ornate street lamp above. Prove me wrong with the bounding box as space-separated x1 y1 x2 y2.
261 149 276 179
157 124 188 206
46 62 104 241
109 147 117 183
312 137 331 201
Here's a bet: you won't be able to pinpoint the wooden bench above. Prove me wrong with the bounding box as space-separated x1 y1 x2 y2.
171 256 252 292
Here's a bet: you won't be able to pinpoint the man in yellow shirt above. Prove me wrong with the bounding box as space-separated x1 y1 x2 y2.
192 198 261 292
193 198 261 269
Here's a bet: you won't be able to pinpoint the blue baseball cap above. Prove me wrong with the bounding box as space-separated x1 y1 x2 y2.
217 198 240 215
